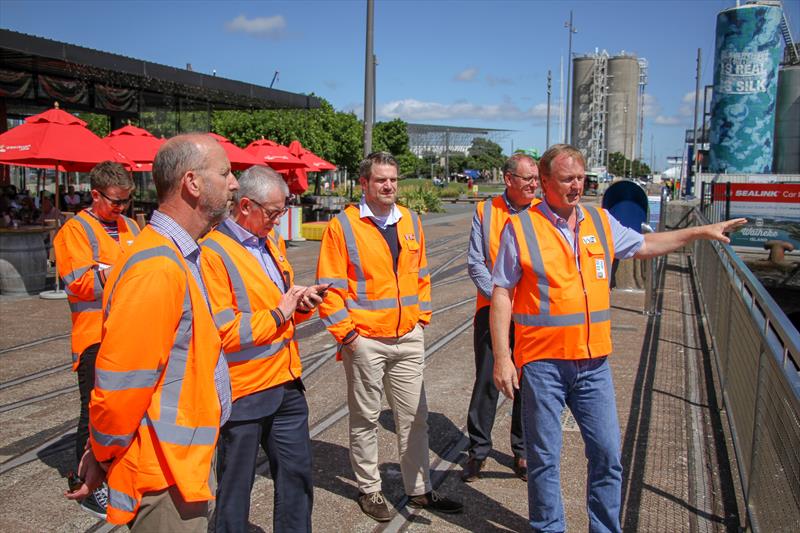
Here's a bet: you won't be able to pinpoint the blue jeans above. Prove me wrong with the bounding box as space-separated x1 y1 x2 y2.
521 357 622 533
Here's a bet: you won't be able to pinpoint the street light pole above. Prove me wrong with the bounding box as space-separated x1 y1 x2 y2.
564 10 576 144
546 69 552 149
363 0 375 157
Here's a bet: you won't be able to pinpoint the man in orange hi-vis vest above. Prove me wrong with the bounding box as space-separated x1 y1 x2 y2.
490 144 747 533
462 153 538 484
316 152 462 522
65 134 239 532
54 161 139 519
201 166 327 533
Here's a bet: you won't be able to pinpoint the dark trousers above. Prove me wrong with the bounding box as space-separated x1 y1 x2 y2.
75 343 99 465
466 306 524 460
214 383 313 533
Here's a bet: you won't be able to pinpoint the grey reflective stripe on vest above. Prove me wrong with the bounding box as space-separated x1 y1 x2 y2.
73 214 103 299
336 212 368 301
409 210 420 241
72 352 79 363
518 213 551 315
201 239 255 348
316 277 348 289
141 416 218 446
584 206 612 287
104 246 184 316
400 294 419 307
591 309 611 323
109 487 138 513
123 216 141 237
69 300 103 313
346 297 399 311
512 312 586 327
63 265 92 286
481 199 493 270
322 307 350 327
95 367 162 391
91 425 135 448
419 300 432 311
158 287 192 426
214 308 236 328
224 336 290 363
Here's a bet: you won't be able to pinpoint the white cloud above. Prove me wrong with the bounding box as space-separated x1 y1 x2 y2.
454 68 479 81
486 75 513 87
654 115 683 126
225 15 286 38
379 97 552 123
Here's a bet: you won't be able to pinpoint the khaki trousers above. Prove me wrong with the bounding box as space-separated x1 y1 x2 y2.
128 485 208 533
342 324 432 497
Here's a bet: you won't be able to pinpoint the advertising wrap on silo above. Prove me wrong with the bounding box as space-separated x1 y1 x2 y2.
708 3 783 174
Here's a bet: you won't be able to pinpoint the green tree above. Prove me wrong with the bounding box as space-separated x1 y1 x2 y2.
79 112 111 138
466 137 505 171
373 119 410 156
607 152 651 178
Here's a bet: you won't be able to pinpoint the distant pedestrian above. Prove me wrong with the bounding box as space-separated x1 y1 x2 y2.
462 153 538 484
316 151 463 522
54 161 138 519
491 143 746 532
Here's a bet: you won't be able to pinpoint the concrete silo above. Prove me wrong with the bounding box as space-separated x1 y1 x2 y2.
708 2 783 173
606 56 640 162
570 56 597 157
773 64 800 174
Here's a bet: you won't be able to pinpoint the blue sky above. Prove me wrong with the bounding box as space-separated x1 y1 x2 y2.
2 0 797 170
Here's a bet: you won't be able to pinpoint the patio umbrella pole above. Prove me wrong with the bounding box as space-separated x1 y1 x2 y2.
40 161 67 300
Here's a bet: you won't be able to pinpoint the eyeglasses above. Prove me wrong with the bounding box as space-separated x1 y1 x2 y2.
97 189 132 207
247 197 289 220
509 172 538 184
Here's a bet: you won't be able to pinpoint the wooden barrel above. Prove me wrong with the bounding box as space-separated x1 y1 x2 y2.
0 227 49 295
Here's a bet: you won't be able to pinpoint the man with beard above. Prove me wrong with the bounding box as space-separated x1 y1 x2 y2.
201 166 326 532
66 134 239 532
462 153 538 483
54 161 139 519
316 151 462 522
491 144 747 532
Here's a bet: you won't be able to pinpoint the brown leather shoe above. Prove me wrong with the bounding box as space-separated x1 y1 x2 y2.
461 456 484 482
513 456 528 482
358 491 392 522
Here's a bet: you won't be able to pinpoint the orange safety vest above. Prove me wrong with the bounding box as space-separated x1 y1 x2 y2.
316 204 431 347
200 224 311 402
509 205 614 367
473 196 539 311
53 209 140 369
90 227 221 525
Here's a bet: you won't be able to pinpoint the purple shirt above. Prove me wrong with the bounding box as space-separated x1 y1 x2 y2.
492 201 644 289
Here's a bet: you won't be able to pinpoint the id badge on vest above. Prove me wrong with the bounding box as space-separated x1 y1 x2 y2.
582 235 606 280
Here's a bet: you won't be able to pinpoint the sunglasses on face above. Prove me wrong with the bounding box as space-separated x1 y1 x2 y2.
97 189 132 207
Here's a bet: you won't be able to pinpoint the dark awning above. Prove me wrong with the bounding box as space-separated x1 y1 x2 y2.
0 29 321 112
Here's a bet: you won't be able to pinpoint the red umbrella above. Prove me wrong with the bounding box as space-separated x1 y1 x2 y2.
244 138 307 171
288 140 337 172
103 124 165 172
207 133 263 171
0 105 130 173
0 104 131 210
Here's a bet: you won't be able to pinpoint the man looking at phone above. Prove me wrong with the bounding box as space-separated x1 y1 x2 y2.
200 166 326 532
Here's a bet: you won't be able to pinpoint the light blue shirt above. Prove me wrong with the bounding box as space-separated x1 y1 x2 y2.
359 195 402 229
149 210 232 425
467 192 532 300
221 218 286 293
492 200 645 289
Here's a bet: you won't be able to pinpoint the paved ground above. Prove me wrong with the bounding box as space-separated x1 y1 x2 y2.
0 200 744 532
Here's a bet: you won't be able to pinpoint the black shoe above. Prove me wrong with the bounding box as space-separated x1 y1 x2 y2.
461 456 485 482
513 456 528 482
407 491 463 514
79 485 108 520
358 491 392 522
